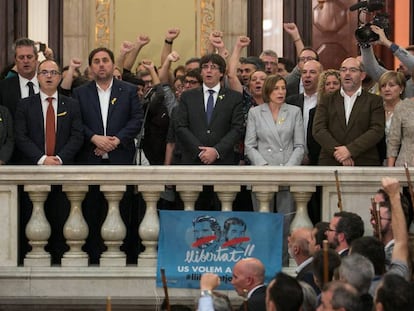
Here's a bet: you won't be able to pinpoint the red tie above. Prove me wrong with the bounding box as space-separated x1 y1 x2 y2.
46 97 56 156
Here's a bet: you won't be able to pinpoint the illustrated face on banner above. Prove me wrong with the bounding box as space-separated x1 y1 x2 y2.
194 221 217 249
226 224 245 241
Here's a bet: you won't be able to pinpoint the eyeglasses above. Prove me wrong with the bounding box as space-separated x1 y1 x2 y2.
38 70 61 76
326 227 337 233
201 64 220 71
298 56 316 62
263 61 277 66
184 79 199 85
339 67 361 73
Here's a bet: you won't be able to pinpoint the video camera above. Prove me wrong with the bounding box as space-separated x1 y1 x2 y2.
350 0 389 44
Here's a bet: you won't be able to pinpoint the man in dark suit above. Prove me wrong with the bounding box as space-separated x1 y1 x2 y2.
72 47 143 264
14 59 84 263
231 257 266 311
176 53 243 165
15 59 83 165
286 59 323 165
0 38 39 118
313 57 385 166
72 47 143 165
288 228 320 294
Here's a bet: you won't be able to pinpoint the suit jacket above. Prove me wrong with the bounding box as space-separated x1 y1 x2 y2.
14 94 84 164
238 285 266 311
286 94 321 165
72 79 143 164
244 103 304 166
296 259 320 295
312 90 384 166
176 86 243 164
0 75 21 117
0 105 14 163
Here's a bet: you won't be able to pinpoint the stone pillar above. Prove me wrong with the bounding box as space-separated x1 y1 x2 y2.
176 185 203 211
290 186 315 232
61 185 89 267
138 185 163 267
100 185 127 267
252 185 279 213
24 185 51 267
216 185 239 211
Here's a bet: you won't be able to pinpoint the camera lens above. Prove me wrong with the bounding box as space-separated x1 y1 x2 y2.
355 23 379 43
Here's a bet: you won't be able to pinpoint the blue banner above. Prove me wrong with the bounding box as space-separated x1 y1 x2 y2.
156 210 283 290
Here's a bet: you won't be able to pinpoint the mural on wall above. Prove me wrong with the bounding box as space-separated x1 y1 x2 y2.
95 0 112 48
199 0 216 55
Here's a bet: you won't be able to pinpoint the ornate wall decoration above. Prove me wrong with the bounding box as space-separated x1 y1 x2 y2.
95 0 112 47
199 0 216 55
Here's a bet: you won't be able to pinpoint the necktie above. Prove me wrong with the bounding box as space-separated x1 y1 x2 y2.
27 81 35 96
46 97 56 156
206 89 215 123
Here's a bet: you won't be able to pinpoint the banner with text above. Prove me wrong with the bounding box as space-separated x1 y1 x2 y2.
156 210 283 290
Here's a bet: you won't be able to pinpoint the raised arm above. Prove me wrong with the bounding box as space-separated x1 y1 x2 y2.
60 57 82 91
123 34 150 71
381 177 409 268
283 23 305 57
115 41 135 73
141 59 160 86
158 51 180 84
208 31 229 60
160 28 180 65
228 36 250 93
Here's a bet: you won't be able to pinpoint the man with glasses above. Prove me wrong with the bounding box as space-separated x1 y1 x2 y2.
370 188 411 268
286 47 319 97
326 211 364 257
15 59 83 165
313 57 385 166
259 49 278 75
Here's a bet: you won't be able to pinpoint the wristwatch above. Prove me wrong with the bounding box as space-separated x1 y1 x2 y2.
200 290 213 297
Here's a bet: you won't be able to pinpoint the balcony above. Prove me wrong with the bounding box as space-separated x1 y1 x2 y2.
0 165 406 309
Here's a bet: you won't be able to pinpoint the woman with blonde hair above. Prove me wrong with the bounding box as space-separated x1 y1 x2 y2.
317 69 341 100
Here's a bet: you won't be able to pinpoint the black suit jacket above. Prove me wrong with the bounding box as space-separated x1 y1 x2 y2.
238 285 266 311
14 94 84 164
176 86 243 164
0 105 14 163
296 260 320 295
72 79 143 164
0 75 21 117
286 94 320 165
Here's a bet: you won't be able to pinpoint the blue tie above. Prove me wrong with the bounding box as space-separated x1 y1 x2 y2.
206 89 215 123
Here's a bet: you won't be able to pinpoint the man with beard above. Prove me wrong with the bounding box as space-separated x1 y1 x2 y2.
313 57 385 166
325 211 364 257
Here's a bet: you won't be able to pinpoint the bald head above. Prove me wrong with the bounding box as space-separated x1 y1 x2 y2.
231 257 265 296
289 228 317 261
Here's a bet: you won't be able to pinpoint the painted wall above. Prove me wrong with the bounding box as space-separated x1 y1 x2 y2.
113 0 198 69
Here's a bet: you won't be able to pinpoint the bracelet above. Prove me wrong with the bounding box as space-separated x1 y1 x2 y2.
293 38 301 43
164 39 173 45
200 290 212 297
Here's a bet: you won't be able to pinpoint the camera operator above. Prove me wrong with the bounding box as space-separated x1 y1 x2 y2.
359 25 414 99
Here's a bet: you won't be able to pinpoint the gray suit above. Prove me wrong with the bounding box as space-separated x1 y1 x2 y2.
244 103 305 166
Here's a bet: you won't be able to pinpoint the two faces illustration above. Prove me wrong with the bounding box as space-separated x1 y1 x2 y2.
192 215 250 252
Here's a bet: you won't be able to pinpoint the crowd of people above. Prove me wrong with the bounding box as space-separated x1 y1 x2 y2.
1 21 414 297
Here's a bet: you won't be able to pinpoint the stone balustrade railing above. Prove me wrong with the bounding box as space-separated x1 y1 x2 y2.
0 165 408 301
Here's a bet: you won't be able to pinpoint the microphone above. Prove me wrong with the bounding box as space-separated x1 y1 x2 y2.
143 87 156 100
349 0 368 11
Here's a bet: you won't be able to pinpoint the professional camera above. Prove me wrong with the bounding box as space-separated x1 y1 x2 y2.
350 0 390 44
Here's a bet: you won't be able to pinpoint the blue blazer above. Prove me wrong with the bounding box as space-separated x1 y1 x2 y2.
72 79 143 164
14 94 84 164
245 103 304 166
